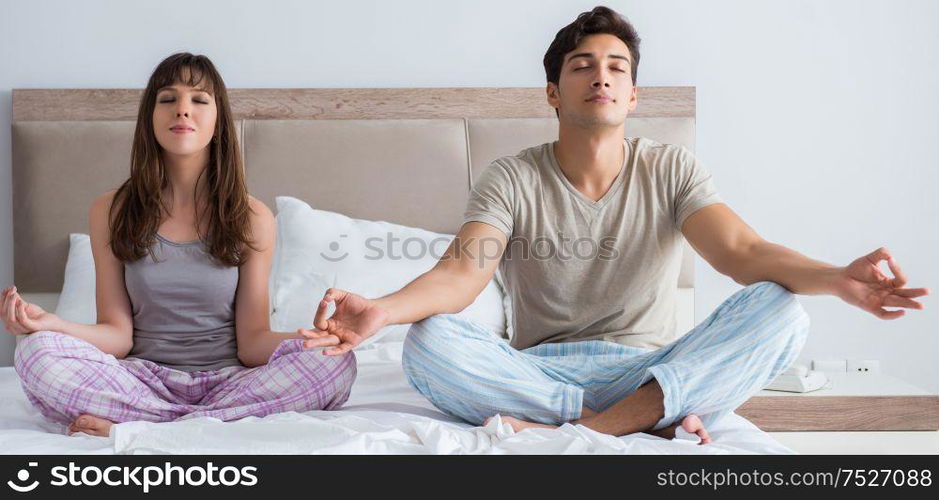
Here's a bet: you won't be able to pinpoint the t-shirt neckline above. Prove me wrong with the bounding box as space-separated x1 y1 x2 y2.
547 138 633 210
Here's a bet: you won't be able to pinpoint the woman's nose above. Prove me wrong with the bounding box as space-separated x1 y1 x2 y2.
175 101 191 118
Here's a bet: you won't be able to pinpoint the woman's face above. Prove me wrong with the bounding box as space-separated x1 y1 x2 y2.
152 74 218 158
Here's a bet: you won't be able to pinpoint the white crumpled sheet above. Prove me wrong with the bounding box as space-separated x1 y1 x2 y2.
0 341 793 455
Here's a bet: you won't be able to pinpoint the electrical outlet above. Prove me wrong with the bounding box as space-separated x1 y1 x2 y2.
847 359 880 374
812 359 847 372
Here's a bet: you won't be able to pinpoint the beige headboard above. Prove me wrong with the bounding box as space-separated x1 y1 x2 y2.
12 87 696 293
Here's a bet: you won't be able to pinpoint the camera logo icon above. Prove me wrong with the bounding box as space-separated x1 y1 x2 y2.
7 462 39 493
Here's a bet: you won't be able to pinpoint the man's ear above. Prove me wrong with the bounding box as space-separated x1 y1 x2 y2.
626 85 638 112
546 82 561 112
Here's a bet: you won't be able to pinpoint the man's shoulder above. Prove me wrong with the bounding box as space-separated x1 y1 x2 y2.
631 136 692 160
478 138 696 178
481 142 552 180
630 137 697 175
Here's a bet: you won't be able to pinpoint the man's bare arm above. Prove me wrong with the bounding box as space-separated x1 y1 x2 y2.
681 203 837 294
302 222 508 354
681 203 928 318
374 222 506 325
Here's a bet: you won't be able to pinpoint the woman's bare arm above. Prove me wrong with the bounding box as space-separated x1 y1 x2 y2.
233 197 304 367
1 192 135 357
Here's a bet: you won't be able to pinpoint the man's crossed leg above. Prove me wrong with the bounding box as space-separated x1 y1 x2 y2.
402 281 809 443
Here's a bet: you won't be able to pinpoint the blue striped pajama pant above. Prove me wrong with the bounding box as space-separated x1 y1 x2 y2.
401 281 810 431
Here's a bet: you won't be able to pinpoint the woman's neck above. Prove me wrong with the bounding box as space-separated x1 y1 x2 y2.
162 149 209 212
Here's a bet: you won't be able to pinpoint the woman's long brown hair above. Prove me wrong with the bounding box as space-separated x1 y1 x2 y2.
109 52 255 266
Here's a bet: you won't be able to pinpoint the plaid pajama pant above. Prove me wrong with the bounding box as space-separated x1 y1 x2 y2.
14 332 356 427
402 281 810 430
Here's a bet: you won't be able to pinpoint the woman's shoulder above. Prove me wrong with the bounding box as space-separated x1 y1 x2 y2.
247 195 273 219
89 189 119 220
246 195 275 243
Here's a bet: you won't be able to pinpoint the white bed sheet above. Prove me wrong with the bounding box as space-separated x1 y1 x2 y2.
0 340 794 455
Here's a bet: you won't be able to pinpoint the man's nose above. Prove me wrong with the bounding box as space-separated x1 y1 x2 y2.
592 74 612 88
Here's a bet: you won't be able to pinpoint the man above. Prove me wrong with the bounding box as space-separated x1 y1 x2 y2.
300 6 928 442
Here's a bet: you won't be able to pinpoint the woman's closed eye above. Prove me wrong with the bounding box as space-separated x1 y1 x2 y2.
157 97 210 104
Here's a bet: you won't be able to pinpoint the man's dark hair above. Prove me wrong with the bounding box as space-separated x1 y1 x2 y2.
543 6 641 86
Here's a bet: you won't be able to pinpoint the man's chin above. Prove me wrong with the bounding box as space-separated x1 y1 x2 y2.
567 114 627 129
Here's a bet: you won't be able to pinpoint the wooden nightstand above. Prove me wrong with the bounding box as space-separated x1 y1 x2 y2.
738 373 939 431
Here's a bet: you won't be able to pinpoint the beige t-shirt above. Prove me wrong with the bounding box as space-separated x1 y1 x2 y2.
464 137 722 350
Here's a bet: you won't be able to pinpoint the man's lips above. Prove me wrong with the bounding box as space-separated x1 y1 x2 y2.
586 95 614 103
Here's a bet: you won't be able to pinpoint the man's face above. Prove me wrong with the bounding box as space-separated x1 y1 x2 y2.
547 33 638 129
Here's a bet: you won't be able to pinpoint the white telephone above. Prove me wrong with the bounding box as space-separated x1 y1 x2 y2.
764 364 829 393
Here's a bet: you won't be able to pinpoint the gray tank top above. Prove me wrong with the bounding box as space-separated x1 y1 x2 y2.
124 234 241 372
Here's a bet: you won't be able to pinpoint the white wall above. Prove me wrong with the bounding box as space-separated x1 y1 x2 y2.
2 0 937 391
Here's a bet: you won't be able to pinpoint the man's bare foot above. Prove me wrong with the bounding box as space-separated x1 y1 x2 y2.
482 412 710 445
67 414 114 437
649 414 711 445
483 415 557 433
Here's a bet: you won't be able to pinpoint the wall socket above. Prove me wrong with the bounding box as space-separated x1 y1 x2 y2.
813 359 881 373
847 359 881 374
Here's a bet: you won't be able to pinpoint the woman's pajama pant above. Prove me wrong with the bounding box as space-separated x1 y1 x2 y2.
14 332 356 427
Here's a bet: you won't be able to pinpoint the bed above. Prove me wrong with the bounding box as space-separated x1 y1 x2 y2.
0 339 794 454
1 86 843 454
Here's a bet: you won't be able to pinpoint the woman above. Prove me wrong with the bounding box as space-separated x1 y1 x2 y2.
2 53 356 437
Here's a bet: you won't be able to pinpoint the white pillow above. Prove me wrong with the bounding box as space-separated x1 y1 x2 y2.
54 233 96 324
268 263 332 332
271 196 508 339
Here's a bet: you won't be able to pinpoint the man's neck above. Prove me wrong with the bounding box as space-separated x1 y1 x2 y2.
554 123 626 202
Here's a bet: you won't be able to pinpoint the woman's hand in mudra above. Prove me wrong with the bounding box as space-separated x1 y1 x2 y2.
2 286 60 335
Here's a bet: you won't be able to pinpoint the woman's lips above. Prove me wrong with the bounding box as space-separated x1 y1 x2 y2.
169 126 195 134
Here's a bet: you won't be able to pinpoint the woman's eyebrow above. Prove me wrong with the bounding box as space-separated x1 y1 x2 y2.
156 86 213 95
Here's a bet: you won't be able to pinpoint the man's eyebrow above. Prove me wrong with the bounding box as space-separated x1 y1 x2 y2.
566 52 631 64
566 52 594 63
